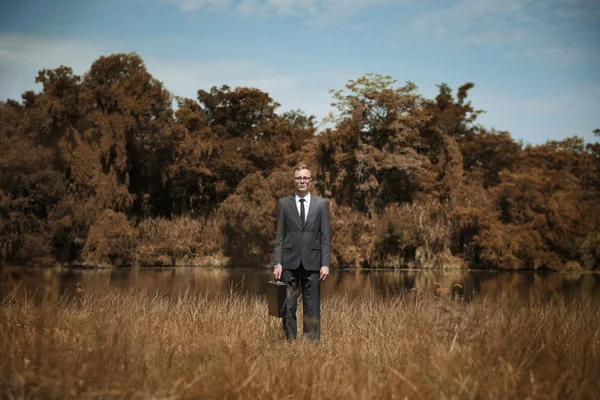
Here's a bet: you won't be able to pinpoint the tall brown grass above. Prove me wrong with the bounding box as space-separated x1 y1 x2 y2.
1 281 598 399
137 216 227 267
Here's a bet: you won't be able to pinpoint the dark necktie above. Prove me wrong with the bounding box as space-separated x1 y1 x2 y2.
299 199 306 225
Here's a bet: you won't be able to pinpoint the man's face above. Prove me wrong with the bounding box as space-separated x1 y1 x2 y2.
294 168 312 194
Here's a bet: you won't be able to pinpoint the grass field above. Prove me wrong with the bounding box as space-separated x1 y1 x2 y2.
1 279 599 399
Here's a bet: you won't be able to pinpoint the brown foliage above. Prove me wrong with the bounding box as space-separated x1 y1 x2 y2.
82 210 138 267
137 216 225 267
0 100 66 264
81 53 176 216
317 75 432 213
317 75 475 216
458 208 556 270
219 170 296 266
169 88 314 216
1 56 598 270
328 202 376 268
453 166 599 270
1 53 182 264
372 202 462 269
460 129 523 188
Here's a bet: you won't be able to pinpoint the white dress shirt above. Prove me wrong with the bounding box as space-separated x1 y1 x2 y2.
295 192 310 222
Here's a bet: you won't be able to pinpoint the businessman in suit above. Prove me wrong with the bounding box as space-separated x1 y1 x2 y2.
273 163 331 342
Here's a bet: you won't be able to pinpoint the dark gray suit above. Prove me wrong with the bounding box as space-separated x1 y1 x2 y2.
274 194 331 341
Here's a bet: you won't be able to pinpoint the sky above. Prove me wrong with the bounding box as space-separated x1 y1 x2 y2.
1 0 599 145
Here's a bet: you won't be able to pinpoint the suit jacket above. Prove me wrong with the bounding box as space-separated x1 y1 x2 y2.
273 194 331 271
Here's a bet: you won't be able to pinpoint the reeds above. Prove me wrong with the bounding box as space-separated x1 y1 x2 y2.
137 216 226 267
1 284 598 399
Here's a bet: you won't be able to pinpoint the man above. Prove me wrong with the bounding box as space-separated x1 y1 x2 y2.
273 163 331 342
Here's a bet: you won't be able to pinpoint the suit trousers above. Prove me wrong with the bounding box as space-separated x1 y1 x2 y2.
281 265 320 342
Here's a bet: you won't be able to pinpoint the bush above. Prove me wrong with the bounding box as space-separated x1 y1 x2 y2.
137 215 225 266
372 202 461 268
219 170 293 267
328 202 376 268
81 210 138 267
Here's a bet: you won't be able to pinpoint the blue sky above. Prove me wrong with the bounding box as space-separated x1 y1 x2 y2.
1 0 598 145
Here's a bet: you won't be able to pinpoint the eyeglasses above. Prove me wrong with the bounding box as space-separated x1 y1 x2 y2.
294 177 311 182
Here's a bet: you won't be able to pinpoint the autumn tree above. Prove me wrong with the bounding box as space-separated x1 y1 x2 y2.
425 82 481 140
316 76 480 267
169 87 314 216
81 52 176 216
455 135 600 270
587 129 600 190
316 74 432 214
0 99 67 263
0 53 179 265
457 129 523 188
419 82 483 204
0 65 84 263
2 54 597 270
218 170 294 266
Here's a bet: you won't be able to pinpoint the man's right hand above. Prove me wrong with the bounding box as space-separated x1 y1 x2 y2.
273 266 282 280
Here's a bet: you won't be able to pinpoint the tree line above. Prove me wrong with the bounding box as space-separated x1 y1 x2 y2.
1 53 598 270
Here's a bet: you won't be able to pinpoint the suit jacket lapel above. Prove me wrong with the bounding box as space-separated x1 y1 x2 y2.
305 197 318 227
288 196 302 228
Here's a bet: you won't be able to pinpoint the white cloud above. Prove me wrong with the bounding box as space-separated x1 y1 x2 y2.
265 0 318 16
409 0 600 67
165 0 232 12
156 0 599 63
165 0 412 26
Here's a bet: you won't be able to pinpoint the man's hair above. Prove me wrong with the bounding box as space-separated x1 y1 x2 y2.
293 163 311 176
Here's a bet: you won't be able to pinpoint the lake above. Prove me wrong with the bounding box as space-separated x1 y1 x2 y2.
2 266 600 303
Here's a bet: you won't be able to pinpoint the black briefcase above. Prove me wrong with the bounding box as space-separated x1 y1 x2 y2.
267 280 287 318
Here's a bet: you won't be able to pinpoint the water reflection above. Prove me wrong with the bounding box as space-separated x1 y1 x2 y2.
3 266 600 303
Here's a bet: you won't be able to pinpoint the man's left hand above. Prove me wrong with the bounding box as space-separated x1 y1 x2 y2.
319 266 329 281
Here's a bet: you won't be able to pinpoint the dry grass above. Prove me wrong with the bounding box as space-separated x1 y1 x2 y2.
137 217 227 267
1 282 599 399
